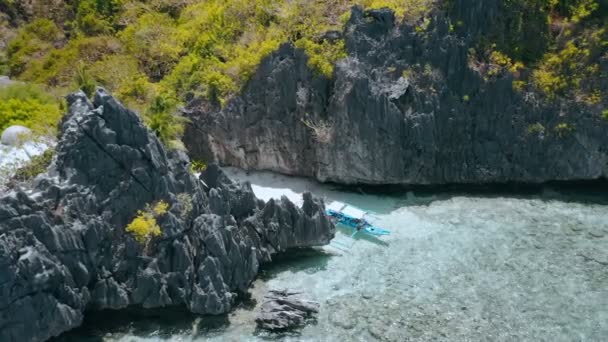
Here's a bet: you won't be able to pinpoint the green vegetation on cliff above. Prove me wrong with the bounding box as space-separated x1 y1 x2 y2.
1 0 605 143
0 0 434 143
0 83 62 134
454 0 607 110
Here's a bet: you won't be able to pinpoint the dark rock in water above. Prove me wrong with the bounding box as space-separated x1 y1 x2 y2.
184 5 608 185
0 88 335 342
256 289 320 331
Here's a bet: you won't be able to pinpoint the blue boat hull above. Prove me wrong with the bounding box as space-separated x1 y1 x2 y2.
326 209 390 237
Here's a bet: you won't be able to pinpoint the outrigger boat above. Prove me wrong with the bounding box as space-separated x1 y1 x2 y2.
326 201 390 237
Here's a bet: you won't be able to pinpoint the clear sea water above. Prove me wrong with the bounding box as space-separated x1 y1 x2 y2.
55 169 608 342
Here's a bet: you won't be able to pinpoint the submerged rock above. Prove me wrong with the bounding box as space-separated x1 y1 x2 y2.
185 5 608 185
0 88 334 342
256 289 320 331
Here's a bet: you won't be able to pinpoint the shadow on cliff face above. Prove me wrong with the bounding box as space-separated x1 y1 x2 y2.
329 179 608 206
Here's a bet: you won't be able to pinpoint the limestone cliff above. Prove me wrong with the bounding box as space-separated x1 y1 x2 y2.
184 4 608 185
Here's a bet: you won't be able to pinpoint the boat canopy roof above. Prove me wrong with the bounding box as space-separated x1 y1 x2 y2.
326 201 346 212
327 201 367 220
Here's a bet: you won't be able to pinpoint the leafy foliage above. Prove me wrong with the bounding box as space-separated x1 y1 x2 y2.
527 123 546 134
125 200 169 245
10 149 55 183
532 26 606 100
74 62 97 97
73 0 124 36
6 19 64 76
453 0 607 108
190 160 208 173
295 38 347 78
144 92 189 147
0 83 62 134
360 0 433 20
5 0 435 107
554 122 575 137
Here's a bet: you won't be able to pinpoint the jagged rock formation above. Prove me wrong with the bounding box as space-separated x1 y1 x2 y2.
256 289 320 331
185 4 608 185
0 89 334 342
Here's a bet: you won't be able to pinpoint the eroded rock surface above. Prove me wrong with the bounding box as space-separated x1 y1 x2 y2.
185 4 608 185
0 88 334 342
256 289 320 331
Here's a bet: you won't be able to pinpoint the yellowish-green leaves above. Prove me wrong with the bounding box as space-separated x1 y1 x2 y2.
358 0 433 21
7 19 63 76
5 0 436 116
527 123 546 135
569 0 600 23
125 200 169 245
532 39 597 98
190 160 208 173
295 39 347 78
554 123 575 137
118 12 184 79
0 83 62 134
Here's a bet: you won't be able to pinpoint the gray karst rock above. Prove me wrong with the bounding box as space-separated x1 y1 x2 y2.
1 125 31 146
0 75 14 87
0 88 334 342
184 4 608 185
255 289 320 331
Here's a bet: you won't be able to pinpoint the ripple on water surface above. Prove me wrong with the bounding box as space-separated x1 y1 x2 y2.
54 169 608 342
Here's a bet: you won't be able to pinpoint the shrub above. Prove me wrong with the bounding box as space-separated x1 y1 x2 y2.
527 123 545 134
144 92 189 148
512 80 527 92
88 54 152 106
7 19 63 76
118 12 184 80
532 41 591 97
601 110 608 120
125 200 169 245
73 0 123 36
359 0 434 21
554 123 575 137
74 62 97 97
0 83 62 134
190 160 208 173
295 38 346 78
20 35 124 87
10 149 55 183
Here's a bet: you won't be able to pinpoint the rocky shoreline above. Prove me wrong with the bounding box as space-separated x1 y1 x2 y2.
0 89 334 342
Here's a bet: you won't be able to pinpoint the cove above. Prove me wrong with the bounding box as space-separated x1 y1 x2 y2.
54 169 608 341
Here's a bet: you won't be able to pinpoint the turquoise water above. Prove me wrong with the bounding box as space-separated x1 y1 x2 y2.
55 170 608 341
